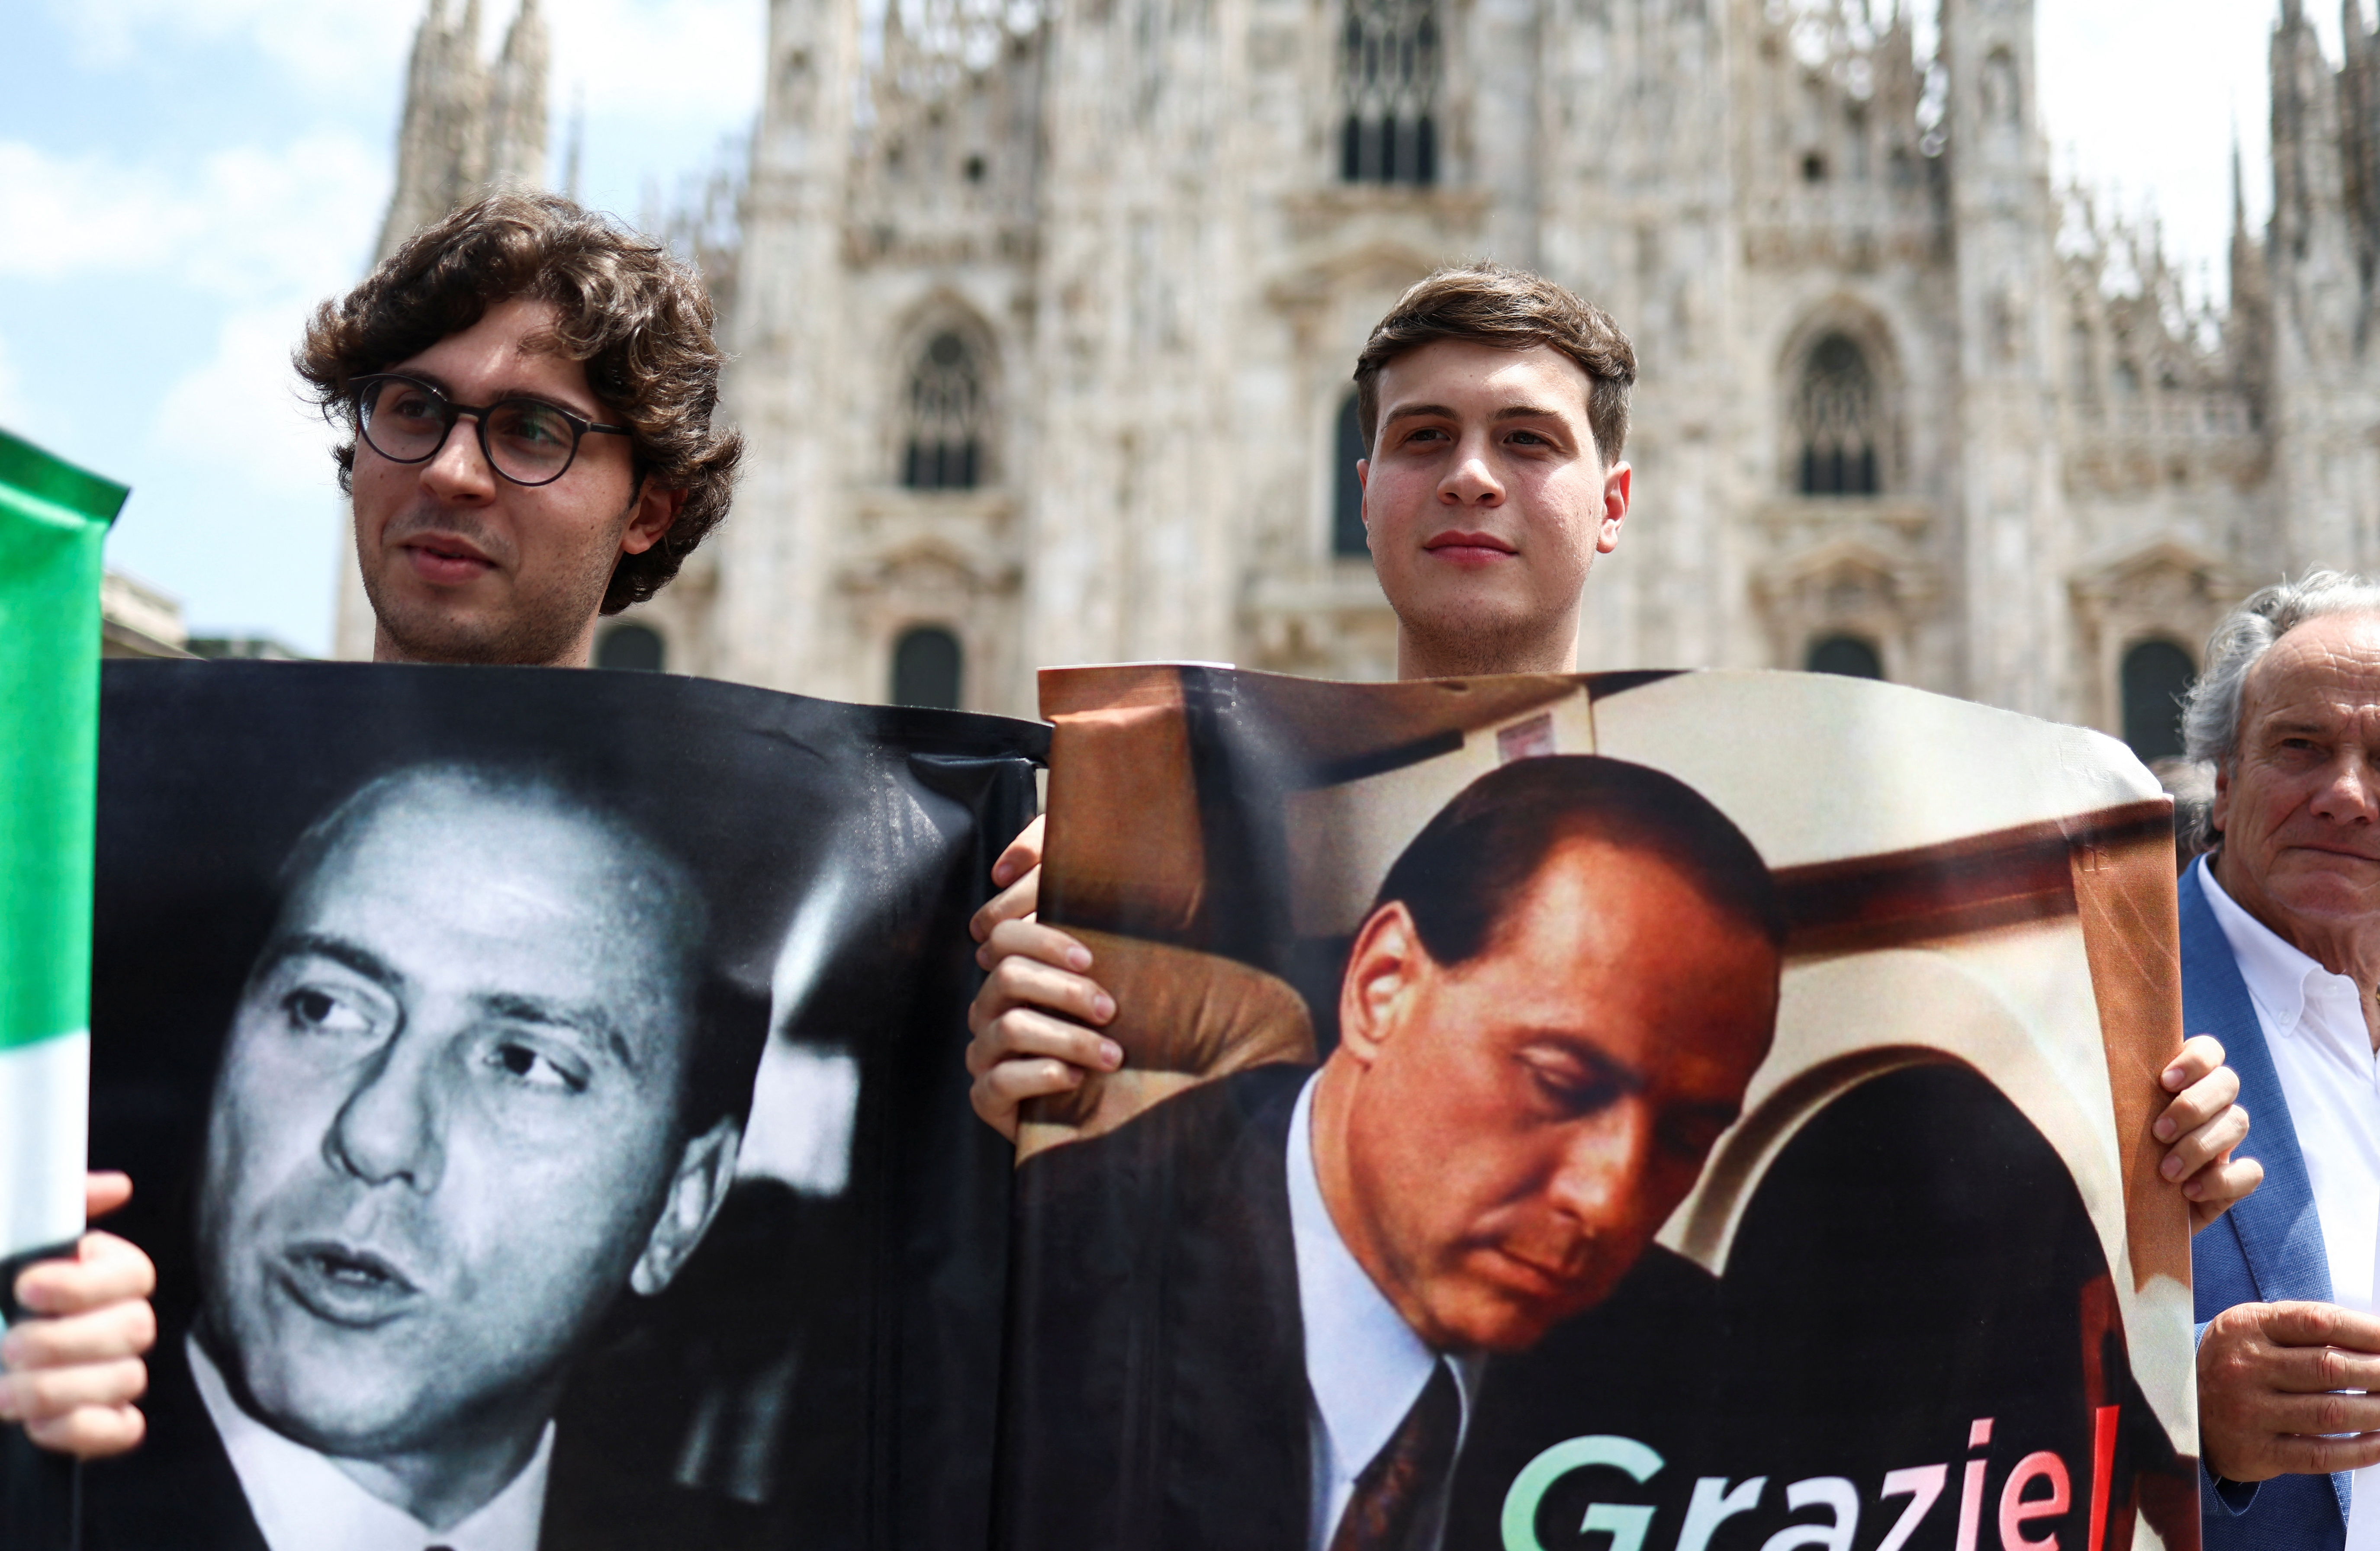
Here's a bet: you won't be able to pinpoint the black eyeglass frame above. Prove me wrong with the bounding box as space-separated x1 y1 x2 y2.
350 372 637 488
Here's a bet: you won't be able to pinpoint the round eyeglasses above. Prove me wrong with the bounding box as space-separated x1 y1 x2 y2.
351 373 635 488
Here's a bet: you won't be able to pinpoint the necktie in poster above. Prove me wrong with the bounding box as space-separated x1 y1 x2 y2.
76 659 1044 1551
997 665 2200 1551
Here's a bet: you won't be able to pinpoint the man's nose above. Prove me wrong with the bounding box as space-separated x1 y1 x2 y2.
1542 1099 1653 1229
2309 750 2380 825
1439 435 1506 506
417 413 497 502
323 1032 445 1192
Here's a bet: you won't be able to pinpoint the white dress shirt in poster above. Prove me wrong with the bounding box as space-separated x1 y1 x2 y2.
1287 1072 1479 1551
190 1332 553 1551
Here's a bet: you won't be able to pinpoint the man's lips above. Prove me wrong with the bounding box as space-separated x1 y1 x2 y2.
1421 530 1518 567
1471 1243 1583 1304
398 533 497 586
274 1240 423 1329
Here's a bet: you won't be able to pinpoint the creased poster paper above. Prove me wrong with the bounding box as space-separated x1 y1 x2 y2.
1001 665 2197 1551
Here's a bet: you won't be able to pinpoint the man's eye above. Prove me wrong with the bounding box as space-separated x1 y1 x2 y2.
1524 1059 1621 1116
490 1039 585 1092
285 988 373 1035
389 393 440 423
501 405 571 447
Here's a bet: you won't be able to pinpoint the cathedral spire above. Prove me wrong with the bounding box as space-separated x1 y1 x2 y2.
375 0 550 262
2233 132 2248 242
489 0 550 190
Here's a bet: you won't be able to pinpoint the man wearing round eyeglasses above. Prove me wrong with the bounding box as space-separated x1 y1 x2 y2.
5 192 750 1496
308 192 743 668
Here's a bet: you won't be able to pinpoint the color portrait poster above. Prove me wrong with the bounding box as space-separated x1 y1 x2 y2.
998 666 2200 1551
77 659 1045 1551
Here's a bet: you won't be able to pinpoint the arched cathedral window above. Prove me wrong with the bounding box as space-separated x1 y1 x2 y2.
1332 393 1369 557
2121 639 2194 761
1340 0 1439 186
595 623 665 672
1794 334 1881 496
902 331 987 490
1807 634 1884 680
892 625 965 710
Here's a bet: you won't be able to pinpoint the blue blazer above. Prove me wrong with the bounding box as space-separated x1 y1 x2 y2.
2186 860 2350 1549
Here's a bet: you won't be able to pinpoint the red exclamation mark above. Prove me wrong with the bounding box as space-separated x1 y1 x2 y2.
2087 1403 2120 1551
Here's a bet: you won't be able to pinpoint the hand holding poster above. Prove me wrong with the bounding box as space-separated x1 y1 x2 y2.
0 429 126 1551
999 665 2199 1551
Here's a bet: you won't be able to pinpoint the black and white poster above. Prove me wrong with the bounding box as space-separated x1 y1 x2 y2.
80 660 1045 1551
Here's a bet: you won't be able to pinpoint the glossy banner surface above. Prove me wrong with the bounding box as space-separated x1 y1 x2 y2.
80 660 1044 1551
1000 665 2200 1551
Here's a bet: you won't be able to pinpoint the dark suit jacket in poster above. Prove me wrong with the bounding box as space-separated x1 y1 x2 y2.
2185 861 2351 1551
80 1327 763 1551
992 1063 1720 1551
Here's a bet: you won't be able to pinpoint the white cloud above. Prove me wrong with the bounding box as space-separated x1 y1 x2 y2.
46 0 414 99
2037 0 2277 299
51 0 763 130
0 135 387 300
0 333 25 431
548 0 765 124
150 302 347 501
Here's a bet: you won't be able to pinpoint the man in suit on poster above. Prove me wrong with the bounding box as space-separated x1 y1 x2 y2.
2182 572 2380 1551
997 755 1783 1551
84 763 765 1551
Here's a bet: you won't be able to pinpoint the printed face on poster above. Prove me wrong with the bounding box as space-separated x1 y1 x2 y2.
81 660 1042 1551
1002 665 2199 1551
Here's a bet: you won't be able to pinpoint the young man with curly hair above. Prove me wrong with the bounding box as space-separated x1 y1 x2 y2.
300 190 743 667
4 193 745 1497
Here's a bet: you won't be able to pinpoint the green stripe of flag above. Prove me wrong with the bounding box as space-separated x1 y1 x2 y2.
0 427 122 1056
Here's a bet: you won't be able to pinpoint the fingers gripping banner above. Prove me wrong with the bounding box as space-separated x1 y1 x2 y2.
0 429 125 1551
999 665 2199 1551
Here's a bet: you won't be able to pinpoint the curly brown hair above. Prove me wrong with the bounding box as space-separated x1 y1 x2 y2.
296 191 743 614
1353 263 1636 468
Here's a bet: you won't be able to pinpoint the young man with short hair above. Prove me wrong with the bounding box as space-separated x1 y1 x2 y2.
4 189 744 1468
964 260 2254 1214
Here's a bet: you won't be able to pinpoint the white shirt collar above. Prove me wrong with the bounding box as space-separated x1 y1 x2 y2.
1286 1072 1479 1551
189 1332 553 1551
2197 854 2369 1043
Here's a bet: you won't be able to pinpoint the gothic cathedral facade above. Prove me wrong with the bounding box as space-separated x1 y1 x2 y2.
351 0 2380 754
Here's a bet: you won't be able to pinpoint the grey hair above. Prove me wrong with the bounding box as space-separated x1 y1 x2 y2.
2181 567 2380 787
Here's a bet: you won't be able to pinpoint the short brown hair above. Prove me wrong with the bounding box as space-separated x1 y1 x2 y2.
1353 263 1636 466
1375 755 1784 965
296 192 743 613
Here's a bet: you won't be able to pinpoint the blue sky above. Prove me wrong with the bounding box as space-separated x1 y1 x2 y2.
0 0 2284 654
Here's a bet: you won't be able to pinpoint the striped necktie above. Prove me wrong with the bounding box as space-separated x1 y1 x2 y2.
1329 1360 1463 1551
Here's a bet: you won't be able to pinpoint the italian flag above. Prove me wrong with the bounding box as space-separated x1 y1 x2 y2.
0 429 122 1304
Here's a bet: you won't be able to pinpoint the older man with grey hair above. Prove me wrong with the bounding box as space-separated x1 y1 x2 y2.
2187 569 2380 1551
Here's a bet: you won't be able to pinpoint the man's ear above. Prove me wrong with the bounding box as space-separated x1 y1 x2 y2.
1336 901 1431 1069
1597 461 1631 555
621 477 686 558
630 1116 740 1297
2209 758 2232 838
